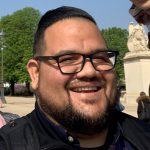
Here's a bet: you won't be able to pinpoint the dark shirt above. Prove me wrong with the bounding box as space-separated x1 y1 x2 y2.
1 105 149 150
36 105 135 150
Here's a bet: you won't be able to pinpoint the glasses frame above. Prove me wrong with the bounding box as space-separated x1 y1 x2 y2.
34 49 119 74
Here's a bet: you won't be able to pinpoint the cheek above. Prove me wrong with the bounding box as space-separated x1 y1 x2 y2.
103 71 117 99
103 71 117 86
39 70 67 91
38 66 72 106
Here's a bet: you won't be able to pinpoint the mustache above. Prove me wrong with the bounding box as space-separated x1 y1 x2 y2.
67 77 105 88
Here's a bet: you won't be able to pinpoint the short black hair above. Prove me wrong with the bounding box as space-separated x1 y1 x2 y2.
33 6 97 56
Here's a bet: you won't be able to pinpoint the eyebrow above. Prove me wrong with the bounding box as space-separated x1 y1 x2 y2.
54 50 78 56
93 49 108 53
54 48 108 56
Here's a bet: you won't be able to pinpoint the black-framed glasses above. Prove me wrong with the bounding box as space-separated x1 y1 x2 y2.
34 50 119 74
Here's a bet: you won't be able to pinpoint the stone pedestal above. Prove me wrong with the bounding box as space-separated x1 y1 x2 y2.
124 50 150 103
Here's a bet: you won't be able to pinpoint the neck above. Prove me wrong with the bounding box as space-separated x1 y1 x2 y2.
72 129 108 148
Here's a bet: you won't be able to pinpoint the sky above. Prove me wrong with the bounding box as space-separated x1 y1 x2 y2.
0 0 135 30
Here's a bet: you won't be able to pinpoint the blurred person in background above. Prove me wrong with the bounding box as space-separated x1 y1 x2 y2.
0 111 19 128
136 91 150 123
129 0 150 48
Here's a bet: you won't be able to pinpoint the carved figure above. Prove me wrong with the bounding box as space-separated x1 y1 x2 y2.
127 22 149 52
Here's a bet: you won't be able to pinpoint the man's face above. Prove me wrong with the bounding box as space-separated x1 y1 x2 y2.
28 18 117 135
131 0 150 10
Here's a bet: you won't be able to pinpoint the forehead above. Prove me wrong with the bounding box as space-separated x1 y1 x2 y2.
43 18 107 55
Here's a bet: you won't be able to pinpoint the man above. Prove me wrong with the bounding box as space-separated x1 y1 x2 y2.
129 0 150 26
0 6 150 150
129 0 150 47
130 0 150 11
136 91 150 123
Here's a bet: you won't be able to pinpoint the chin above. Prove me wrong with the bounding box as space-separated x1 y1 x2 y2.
39 92 116 135
74 105 105 119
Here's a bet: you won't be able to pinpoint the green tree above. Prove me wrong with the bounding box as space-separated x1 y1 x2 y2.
101 27 128 85
0 7 41 95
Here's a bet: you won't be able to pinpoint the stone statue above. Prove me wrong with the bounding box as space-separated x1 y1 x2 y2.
127 22 149 52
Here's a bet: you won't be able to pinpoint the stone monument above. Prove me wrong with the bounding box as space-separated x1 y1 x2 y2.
124 22 150 103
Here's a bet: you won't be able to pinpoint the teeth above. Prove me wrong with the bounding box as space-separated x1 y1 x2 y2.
73 87 98 92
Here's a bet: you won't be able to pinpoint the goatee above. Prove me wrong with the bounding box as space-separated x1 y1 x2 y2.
40 100 114 135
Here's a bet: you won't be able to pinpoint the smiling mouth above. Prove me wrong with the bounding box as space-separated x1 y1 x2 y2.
70 87 101 93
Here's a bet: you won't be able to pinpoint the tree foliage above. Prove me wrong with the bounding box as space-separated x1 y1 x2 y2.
101 27 129 84
0 7 41 94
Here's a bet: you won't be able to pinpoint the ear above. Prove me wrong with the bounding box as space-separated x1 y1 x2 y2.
26 59 39 91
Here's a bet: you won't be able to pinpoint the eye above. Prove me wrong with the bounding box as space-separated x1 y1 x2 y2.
93 53 110 63
59 55 76 63
58 54 82 66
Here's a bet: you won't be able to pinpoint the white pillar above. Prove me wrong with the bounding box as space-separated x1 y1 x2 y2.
124 51 150 103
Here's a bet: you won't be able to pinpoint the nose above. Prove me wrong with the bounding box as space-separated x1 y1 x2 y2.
76 58 97 79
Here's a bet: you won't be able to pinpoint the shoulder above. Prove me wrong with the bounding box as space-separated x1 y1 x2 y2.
143 97 150 103
0 116 32 140
0 111 20 123
0 109 37 135
0 113 39 149
117 112 150 149
0 117 29 149
118 112 150 130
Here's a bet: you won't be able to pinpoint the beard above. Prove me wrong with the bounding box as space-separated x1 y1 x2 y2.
38 93 116 136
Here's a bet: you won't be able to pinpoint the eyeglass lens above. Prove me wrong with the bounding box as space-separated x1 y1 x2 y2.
58 51 116 74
